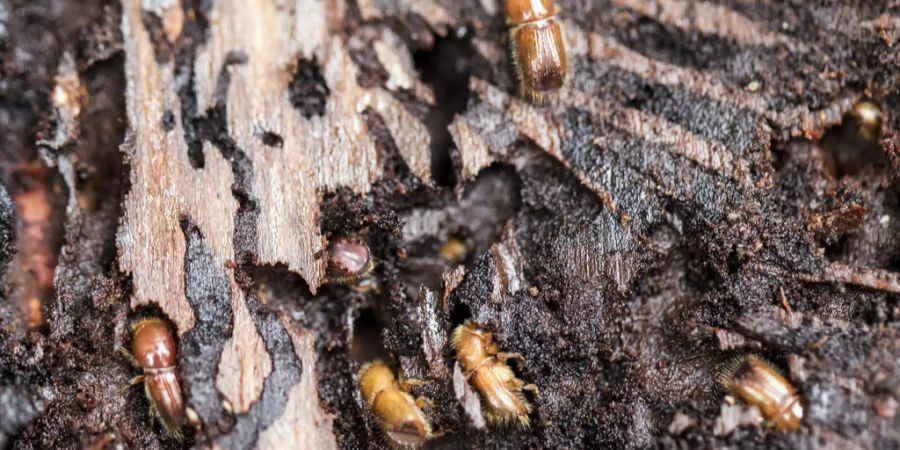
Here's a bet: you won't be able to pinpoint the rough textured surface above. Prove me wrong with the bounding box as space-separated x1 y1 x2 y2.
0 0 898 449
0 184 16 273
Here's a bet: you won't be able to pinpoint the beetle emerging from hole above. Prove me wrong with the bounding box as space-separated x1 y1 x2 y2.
506 0 568 102
719 354 805 431
359 361 433 448
127 316 187 439
452 320 536 427
324 235 375 285
850 100 881 141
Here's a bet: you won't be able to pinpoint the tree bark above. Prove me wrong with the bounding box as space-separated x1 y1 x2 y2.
0 0 899 449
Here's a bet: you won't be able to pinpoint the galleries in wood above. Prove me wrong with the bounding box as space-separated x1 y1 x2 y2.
359 361 433 448
505 0 568 103
129 316 186 439
719 354 805 431
452 320 535 428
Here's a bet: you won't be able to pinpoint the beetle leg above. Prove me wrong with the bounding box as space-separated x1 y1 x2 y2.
497 352 526 363
415 396 434 409
399 377 430 390
523 383 541 398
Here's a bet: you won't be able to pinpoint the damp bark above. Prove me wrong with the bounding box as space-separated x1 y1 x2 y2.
0 1 898 450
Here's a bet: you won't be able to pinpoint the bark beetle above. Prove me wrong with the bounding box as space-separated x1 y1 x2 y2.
1 1 898 449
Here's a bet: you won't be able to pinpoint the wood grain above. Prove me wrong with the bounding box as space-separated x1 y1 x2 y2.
117 0 401 445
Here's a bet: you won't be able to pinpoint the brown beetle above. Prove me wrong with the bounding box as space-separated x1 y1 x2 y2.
719 354 805 431
129 316 185 439
325 235 374 285
359 361 433 448
452 320 535 427
506 0 568 102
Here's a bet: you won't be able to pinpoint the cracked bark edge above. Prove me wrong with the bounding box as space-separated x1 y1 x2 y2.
117 0 359 446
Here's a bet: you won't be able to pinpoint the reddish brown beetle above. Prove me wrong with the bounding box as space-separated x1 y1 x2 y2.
506 0 568 102
129 316 186 439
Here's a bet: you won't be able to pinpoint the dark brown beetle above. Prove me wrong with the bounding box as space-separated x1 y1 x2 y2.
129 316 185 439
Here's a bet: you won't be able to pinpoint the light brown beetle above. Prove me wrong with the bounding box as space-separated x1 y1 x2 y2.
719 354 805 431
325 235 374 285
359 361 433 448
129 316 185 439
506 0 568 102
452 320 535 427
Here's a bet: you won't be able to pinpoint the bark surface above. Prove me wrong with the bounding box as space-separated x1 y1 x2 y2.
0 0 898 449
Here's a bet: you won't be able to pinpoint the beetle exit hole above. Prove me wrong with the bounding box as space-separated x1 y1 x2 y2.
351 307 389 363
289 57 330 119
413 30 476 187
819 102 886 178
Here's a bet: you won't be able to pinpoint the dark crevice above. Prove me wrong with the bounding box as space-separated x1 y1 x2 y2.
449 301 471 330
258 130 283 148
240 262 313 308
177 44 259 261
217 296 302 450
180 222 305 450
48 54 129 340
178 221 233 442
288 57 330 118
238 259 370 450
350 307 388 363
819 103 886 178
175 0 211 171
347 30 390 89
362 107 415 181
161 109 176 132
413 32 475 187
139 9 175 63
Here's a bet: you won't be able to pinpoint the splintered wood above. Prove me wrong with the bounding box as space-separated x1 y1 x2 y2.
193 0 432 293
256 320 338 450
116 0 437 446
119 0 237 332
120 0 278 433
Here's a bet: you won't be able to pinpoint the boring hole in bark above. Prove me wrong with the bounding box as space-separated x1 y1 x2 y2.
186 141 206 169
241 262 314 313
823 234 850 263
160 110 176 132
819 105 886 178
289 57 330 119
258 130 284 148
351 307 389 363
413 30 475 187
448 301 472 331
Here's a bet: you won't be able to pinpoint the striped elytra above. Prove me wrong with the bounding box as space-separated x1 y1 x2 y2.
130 316 186 439
506 0 568 102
